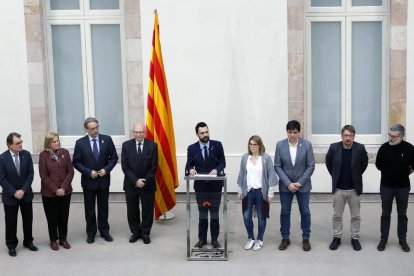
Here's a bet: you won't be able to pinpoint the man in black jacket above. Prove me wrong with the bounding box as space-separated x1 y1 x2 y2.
375 124 414 252
326 125 368 251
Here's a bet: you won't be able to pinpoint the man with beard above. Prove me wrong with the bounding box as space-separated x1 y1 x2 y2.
326 125 368 251
376 124 414 252
185 122 226 249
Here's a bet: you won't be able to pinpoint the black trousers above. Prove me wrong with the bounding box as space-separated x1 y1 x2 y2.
42 194 71 242
83 187 110 237
3 200 33 249
380 185 410 241
195 191 222 241
125 189 155 236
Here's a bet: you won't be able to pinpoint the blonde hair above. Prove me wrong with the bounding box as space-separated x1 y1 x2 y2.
43 132 59 150
247 135 266 155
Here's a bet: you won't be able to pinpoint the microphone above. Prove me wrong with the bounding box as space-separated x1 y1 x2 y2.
184 148 202 176
208 145 226 176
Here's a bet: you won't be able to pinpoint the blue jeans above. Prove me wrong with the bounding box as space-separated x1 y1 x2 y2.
280 191 311 240
243 189 266 241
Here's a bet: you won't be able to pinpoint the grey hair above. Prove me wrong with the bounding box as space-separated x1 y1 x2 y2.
389 124 405 137
84 117 99 129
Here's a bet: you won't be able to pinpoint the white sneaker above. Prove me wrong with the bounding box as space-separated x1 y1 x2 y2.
244 239 255 250
253 240 263 251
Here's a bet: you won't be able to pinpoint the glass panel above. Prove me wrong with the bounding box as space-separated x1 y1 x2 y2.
352 0 382 6
51 25 85 135
50 0 80 10
311 22 341 134
311 0 341 7
352 21 382 134
90 0 119 10
91 24 124 135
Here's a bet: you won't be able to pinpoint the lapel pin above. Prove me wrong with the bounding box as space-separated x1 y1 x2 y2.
102 140 104 144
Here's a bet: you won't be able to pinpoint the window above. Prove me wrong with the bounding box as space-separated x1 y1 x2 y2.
44 0 127 145
306 0 388 145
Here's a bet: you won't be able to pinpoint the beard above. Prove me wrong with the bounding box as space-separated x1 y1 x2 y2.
200 136 209 143
389 139 401 146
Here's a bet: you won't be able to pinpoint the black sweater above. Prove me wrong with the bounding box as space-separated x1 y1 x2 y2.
375 140 414 188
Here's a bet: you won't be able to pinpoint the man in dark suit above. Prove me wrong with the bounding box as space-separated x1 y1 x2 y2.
185 122 226 249
326 125 368 251
73 117 118 243
0 132 38 257
121 123 158 244
274 120 315 251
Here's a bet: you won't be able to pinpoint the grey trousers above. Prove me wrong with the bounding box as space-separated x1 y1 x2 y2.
332 189 361 239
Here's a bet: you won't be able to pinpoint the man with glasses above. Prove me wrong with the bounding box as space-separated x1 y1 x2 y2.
0 133 37 257
326 125 368 251
121 123 158 244
274 120 315 251
376 124 414 252
73 117 118 244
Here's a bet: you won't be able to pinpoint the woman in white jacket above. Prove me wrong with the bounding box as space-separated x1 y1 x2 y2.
237 135 278 251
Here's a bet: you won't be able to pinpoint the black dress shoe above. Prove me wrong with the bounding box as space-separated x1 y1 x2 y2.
351 239 361 251
377 240 387 251
329 238 341 250
8 248 16 257
142 235 151 244
194 240 207 248
129 234 140 243
399 240 411 252
212 240 221 248
87 236 95 244
102 234 113 242
279 239 290 250
24 243 38 251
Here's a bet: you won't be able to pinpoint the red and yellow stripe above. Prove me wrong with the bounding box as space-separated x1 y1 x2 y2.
146 11 179 219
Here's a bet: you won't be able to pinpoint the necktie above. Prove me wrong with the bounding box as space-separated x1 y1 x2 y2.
137 142 142 156
203 145 208 163
14 154 20 175
92 138 99 161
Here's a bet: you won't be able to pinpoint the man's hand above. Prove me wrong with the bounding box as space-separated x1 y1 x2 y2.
288 183 299 193
209 169 218 175
136 178 146 188
98 169 106 177
91 170 99 179
56 188 65 196
189 168 197 176
14 189 25 200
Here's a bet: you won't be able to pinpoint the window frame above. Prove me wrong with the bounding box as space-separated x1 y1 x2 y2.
44 0 128 147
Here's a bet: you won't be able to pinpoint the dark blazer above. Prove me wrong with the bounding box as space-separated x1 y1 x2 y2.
274 138 315 193
325 141 368 195
39 148 74 197
72 134 118 190
121 138 158 193
185 140 226 193
0 150 34 205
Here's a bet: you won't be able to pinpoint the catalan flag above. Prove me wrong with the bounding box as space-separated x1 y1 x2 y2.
145 10 179 219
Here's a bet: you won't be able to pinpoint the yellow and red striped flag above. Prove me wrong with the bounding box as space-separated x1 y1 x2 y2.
145 10 179 219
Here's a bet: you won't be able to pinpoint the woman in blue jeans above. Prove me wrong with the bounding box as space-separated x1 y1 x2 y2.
237 135 278 250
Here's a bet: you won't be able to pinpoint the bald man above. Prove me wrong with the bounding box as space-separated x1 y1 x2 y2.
121 123 158 244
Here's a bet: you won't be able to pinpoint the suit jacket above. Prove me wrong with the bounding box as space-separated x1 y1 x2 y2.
39 148 74 197
72 134 118 190
325 141 368 195
121 138 158 193
0 149 34 205
274 138 315 193
185 140 226 193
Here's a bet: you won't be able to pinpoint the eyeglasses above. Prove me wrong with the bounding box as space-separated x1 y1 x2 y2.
342 134 355 138
249 143 259 147
13 141 23 145
132 131 145 134
388 133 401 139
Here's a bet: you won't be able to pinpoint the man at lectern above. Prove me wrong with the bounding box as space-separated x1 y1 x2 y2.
185 122 226 249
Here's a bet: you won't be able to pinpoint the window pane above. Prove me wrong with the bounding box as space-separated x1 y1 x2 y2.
311 0 341 7
51 25 85 135
50 0 80 10
91 24 124 135
352 0 382 6
352 21 382 134
311 22 341 134
90 0 119 10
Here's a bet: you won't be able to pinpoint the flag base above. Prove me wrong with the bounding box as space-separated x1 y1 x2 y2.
156 211 175 221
